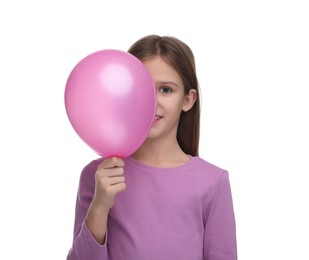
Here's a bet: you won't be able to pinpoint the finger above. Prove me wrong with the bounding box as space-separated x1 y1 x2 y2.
111 182 126 193
97 167 124 178
99 157 125 169
106 176 125 186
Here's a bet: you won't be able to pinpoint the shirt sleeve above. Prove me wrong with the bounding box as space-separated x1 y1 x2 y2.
66 159 108 260
203 171 237 260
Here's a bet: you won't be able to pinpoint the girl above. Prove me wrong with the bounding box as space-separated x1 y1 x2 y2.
67 35 237 260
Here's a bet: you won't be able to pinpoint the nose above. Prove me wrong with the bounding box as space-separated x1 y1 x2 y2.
155 90 162 109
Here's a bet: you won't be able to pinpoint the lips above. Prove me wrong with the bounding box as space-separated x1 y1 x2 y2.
154 115 163 120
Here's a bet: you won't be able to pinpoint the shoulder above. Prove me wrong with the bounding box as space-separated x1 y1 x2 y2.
81 157 104 173
191 158 233 209
188 156 231 190
79 157 104 188
191 156 227 176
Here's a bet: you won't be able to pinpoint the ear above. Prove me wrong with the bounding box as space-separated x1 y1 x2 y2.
182 89 197 112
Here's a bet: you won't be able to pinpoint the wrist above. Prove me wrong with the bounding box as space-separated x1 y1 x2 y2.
90 196 113 212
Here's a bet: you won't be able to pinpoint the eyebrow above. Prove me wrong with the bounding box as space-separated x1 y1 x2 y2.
156 81 179 87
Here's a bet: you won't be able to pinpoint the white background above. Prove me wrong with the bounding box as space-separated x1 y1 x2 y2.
1 1 308 259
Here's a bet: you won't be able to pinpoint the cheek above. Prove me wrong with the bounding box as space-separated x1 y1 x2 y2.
171 100 186 115
157 94 186 114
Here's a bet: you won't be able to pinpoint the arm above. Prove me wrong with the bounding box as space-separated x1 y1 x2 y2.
203 172 237 260
66 157 126 260
66 159 108 260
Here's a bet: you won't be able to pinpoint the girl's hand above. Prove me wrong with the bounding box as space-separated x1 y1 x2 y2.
85 157 125 244
92 157 126 210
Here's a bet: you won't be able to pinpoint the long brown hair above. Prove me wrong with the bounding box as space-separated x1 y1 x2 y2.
128 35 200 156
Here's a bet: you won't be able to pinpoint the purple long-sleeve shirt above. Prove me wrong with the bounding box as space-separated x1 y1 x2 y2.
67 156 237 260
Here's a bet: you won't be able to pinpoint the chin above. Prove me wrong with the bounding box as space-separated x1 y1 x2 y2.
145 128 162 140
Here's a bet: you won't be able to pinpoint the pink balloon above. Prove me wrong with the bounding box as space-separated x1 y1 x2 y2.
65 49 156 158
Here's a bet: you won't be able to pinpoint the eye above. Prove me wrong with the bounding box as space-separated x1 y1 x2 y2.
159 86 173 94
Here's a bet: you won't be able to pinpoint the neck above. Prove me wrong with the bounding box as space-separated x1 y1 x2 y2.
132 137 190 168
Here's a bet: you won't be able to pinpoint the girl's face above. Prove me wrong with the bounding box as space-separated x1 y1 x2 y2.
142 56 196 141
